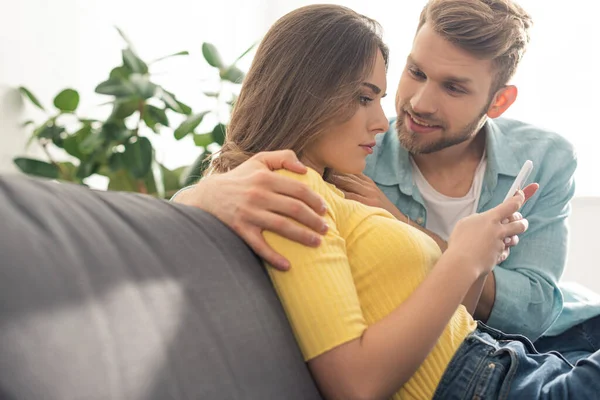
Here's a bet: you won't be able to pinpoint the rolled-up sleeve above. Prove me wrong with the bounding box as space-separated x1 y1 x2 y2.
487 148 577 340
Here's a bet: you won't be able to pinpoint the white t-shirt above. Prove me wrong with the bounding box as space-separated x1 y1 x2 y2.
411 155 487 241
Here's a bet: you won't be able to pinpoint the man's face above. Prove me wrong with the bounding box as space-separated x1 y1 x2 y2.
396 23 497 154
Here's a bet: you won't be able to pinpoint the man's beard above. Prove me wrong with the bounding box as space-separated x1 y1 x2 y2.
396 105 489 155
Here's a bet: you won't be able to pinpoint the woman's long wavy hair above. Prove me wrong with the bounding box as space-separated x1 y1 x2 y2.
206 4 388 176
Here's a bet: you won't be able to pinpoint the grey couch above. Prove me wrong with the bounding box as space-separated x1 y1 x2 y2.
0 175 323 400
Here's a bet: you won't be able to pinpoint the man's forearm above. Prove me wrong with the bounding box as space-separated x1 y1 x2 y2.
462 274 488 316
473 271 496 322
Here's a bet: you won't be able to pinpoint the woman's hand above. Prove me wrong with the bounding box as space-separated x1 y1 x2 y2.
447 188 532 277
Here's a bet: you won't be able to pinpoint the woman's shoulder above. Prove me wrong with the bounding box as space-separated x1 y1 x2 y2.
274 168 335 196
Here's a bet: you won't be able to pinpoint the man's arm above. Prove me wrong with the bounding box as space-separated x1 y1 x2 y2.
484 153 577 339
331 172 540 319
171 150 329 270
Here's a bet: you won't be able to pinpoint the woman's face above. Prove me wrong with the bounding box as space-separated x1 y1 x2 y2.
302 50 389 175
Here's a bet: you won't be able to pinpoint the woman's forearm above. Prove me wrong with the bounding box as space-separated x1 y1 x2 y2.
310 249 479 400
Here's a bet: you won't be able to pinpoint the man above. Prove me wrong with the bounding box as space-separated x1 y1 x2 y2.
174 0 600 363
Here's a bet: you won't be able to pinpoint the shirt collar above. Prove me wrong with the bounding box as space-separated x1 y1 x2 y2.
370 117 522 192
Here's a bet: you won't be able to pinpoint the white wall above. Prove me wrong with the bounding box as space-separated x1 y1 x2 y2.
564 197 600 294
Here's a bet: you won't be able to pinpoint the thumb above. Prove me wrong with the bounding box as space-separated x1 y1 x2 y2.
493 190 526 221
522 183 539 203
253 150 307 173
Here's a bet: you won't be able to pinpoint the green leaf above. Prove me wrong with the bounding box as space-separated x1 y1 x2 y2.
174 111 209 140
193 132 214 147
53 88 80 112
110 98 140 119
122 48 148 74
109 66 132 80
63 124 92 159
21 120 35 128
202 42 224 69
80 131 106 154
129 73 157 99
180 151 211 186
211 123 227 146
159 89 192 115
203 91 219 98
123 136 153 178
175 100 192 115
36 124 65 140
219 66 245 83
52 131 68 148
95 78 135 97
150 50 189 64
56 161 78 182
102 121 130 142
143 105 169 132
14 157 59 179
233 41 257 64
76 158 100 180
162 164 184 192
18 87 45 111
115 26 134 49
107 170 138 192
108 150 126 171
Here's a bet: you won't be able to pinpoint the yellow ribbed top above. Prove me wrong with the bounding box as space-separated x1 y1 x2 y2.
263 168 477 399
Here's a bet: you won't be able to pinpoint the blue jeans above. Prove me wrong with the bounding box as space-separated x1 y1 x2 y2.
534 314 600 364
433 322 600 399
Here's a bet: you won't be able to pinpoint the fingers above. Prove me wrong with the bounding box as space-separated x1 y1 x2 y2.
343 192 370 204
329 174 365 195
503 235 519 247
264 173 328 216
253 150 307 174
260 191 329 236
240 227 291 271
503 218 529 238
522 183 539 202
498 248 510 264
248 209 322 250
355 173 375 183
494 190 526 221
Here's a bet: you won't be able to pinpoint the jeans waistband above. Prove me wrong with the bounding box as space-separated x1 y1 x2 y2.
432 324 521 400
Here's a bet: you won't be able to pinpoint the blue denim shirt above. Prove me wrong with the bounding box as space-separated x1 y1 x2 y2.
364 116 600 340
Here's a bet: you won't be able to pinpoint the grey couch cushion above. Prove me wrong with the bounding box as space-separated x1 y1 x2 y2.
0 175 322 400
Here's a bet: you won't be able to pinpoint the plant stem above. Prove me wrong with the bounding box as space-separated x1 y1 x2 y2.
133 100 145 137
41 141 69 180
136 180 148 194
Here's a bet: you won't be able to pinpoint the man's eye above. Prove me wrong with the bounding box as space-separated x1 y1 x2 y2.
445 84 465 94
409 68 426 80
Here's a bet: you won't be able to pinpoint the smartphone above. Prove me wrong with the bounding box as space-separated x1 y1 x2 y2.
503 160 533 202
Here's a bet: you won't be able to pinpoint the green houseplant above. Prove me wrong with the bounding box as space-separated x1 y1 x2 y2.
14 28 253 198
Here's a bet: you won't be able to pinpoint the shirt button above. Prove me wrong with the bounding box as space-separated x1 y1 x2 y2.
416 217 424 225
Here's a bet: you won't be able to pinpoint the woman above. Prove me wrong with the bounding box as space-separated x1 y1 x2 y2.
209 4 598 399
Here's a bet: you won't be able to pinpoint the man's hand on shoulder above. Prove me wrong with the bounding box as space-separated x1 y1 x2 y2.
173 150 329 270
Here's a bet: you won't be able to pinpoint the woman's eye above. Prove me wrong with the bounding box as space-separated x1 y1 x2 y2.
360 96 373 105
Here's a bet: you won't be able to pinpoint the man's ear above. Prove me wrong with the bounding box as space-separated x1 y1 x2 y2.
487 85 518 118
